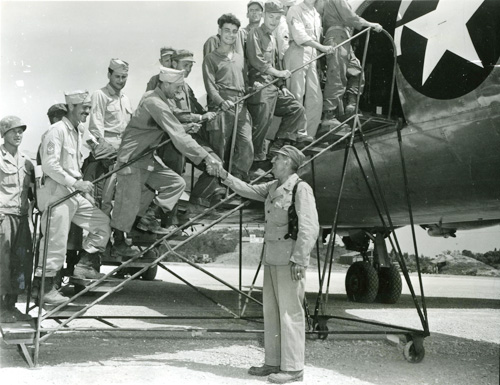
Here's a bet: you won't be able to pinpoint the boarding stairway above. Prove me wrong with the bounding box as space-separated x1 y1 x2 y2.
1 27 429 367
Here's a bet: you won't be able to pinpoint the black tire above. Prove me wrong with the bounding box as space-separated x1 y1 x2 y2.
345 261 379 303
403 340 425 363
141 265 158 281
376 265 402 304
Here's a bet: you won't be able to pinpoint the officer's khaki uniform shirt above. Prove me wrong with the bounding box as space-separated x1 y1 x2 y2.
40 117 83 188
0 146 33 216
224 173 319 266
287 2 322 47
89 84 133 140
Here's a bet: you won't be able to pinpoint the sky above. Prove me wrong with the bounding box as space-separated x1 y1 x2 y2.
1 0 498 256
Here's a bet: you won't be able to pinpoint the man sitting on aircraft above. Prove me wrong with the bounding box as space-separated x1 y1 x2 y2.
320 0 382 131
111 68 223 247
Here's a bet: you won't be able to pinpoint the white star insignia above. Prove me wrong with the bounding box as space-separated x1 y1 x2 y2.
399 0 485 85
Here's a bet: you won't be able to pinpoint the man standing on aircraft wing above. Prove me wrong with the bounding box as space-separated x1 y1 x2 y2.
203 13 254 182
211 145 319 384
0 116 34 322
111 68 223 244
34 91 111 305
321 0 382 131
246 0 307 174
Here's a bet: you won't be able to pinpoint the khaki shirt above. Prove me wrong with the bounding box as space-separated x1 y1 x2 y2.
0 145 33 216
323 0 365 34
287 2 322 46
40 117 83 188
117 88 209 170
224 173 319 266
88 84 133 140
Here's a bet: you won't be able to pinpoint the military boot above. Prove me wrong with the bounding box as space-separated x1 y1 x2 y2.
5 294 32 322
344 93 359 118
136 205 174 234
32 276 69 306
0 295 17 323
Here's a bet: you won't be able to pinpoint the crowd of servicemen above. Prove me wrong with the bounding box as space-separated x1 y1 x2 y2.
1 0 381 333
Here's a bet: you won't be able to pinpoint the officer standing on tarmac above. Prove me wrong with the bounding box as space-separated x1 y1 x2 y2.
146 46 176 91
211 145 319 384
111 68 223 243
34 91 111 305
203 13 254 182
284 0 334 139
246 0 308 174
85 59 133 214
0 116 34 323
320 0 382 129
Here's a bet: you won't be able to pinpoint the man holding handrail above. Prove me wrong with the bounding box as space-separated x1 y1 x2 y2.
34 91 111 305
111 68 223 244
321 0 382 129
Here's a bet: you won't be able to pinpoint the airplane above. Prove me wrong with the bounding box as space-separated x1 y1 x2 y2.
298 0 500 304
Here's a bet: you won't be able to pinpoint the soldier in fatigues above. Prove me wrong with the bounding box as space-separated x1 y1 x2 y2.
146 47 176 91
0 116 34 323
203 13 254 181
284 0 334 138
321 0 382 128
246 0 308 172
111 68 223 240
215 145 319 384
34 91 111 305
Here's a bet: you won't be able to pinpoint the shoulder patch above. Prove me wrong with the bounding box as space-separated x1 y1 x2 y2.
47 141 55 155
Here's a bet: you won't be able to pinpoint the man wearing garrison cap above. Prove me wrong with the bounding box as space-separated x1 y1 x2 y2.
214 144 319 383
146 46 176 91
84 59 133 211
111 68 224 246
34 90 111 305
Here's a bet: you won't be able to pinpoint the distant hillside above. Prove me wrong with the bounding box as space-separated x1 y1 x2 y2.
430 252 500 277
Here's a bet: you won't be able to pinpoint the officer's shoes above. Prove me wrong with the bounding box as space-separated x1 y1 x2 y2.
248 364 281 376
73 265 105 280
112 242 141 259
268 370 304 384
137 216 174 235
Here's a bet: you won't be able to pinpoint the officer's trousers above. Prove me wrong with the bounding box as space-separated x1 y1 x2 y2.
111 160 186 233
247 85 306 161
263 265 305 371
284 43 323 138
323 27 364 115
35 179 111 277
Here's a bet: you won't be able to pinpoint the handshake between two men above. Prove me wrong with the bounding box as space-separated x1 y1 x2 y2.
205 156 229 181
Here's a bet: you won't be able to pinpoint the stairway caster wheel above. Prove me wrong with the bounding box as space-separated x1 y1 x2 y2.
403 339 425 363
316 319 329 340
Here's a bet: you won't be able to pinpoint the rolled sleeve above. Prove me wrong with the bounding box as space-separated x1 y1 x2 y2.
287 11 313 46
290 183 319 266
223 174 272 202
145 98 209 165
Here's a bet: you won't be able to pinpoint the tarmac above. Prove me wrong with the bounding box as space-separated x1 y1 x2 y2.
1 264 499 385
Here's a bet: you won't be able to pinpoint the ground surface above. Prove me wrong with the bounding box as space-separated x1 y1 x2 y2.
1 262 499 385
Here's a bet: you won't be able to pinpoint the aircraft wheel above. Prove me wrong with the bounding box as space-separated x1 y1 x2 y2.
403 340 425 363
141 265 158 281
376 265 402 304
345 262 379 303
